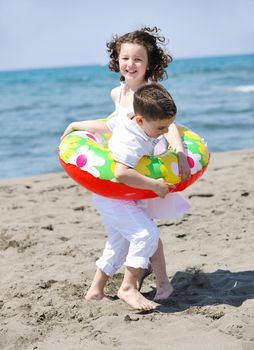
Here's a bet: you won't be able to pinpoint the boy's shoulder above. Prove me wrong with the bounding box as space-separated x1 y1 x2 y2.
113 118 148 144
110 119 157 161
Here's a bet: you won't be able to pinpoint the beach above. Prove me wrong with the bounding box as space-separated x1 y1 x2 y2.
0 148 254 350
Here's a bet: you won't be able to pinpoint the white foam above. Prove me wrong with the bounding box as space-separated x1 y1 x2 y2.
231 85 254 93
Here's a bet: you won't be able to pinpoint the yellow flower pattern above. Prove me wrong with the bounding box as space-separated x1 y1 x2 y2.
135 157 152 177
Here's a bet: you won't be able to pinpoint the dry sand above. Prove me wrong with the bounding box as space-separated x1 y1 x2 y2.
0 149 254 350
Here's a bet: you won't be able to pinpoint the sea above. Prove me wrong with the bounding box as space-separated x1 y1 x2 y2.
0 53 253 179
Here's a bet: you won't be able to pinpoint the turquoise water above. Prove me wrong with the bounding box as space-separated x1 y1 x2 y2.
0 54 253 179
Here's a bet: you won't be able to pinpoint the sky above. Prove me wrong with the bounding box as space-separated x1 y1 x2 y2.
0 0 254 71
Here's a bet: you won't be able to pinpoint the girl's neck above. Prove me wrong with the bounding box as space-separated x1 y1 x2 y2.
123 78 148 92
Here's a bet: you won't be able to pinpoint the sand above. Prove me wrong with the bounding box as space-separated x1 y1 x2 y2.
0 149 254 350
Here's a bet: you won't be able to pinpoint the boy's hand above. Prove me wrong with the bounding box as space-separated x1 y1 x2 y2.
152 178 175 198
177 152 191 182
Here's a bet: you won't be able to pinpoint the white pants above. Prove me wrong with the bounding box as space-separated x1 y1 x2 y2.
92 194 160 277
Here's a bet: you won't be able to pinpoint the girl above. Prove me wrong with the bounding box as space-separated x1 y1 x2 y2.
62 26 190 181
62 27 190 310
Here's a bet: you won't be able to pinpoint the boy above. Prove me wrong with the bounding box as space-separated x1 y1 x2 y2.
86 84 179 310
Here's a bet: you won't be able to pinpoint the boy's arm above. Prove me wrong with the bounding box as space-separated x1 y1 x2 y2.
61 120 110 140
114 162 173 198
164 123 191 181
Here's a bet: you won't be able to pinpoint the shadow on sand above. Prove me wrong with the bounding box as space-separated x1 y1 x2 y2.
142 269 254 314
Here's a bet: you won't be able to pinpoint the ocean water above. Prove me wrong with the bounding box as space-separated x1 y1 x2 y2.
0 54 253 179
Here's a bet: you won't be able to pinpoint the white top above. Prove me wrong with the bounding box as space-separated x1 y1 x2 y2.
106 115 163 168
114 102 134 119
114 82 135 119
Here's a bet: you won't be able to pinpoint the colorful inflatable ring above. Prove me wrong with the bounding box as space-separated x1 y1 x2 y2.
58 124 209 200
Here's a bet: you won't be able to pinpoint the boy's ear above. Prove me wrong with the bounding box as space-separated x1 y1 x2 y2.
134 115 144 125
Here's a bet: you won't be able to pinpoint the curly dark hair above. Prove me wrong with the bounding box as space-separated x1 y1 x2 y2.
106 26 172 82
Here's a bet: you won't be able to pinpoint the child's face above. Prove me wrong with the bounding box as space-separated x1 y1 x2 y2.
118 43 148 82
135 115 175 139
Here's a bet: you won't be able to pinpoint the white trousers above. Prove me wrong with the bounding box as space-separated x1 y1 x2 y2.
92 194 160 277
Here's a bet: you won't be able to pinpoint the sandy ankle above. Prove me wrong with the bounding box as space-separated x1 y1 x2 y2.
85 291 110 301
154 283 174 301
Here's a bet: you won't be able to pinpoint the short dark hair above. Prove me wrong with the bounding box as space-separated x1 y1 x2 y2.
133 83 177 121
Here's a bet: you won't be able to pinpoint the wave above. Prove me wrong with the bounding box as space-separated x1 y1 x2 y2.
230 85 254 93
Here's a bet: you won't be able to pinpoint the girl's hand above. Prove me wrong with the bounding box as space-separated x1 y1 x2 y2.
61 120 110 141
61 123 75 140
177 152 191 182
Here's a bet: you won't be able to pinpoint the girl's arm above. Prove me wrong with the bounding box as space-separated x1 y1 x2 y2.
61 120 110 140
114 162 174 198
61 87 120 140
105 110 117 120
164 123 191 181
105 87 119 120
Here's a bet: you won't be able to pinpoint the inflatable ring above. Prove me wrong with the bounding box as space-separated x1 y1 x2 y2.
58 124 209 200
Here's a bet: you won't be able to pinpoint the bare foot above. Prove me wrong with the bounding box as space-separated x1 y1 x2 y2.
117 287 156 310
85 289 110 301
154 282 174 301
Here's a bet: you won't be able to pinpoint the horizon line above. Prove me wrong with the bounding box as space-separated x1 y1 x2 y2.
0 52 253 74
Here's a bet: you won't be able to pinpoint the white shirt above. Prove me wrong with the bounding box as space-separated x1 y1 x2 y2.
106 115 164 168
106 115 191 220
